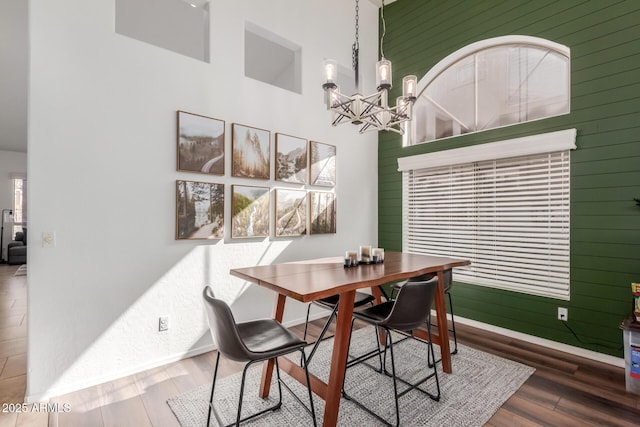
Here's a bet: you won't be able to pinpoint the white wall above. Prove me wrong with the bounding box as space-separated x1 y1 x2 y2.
0 0 28 153
0 151 27 260
27 0 379 401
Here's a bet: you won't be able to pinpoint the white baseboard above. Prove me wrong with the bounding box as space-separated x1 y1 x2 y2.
29 308 619 403
24 344 215 403
25 310 331 403
452 314 625 368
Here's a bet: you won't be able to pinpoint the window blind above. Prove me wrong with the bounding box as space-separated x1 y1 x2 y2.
403 151 570 300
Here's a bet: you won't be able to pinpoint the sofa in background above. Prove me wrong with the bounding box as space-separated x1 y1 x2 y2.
8 228 26 265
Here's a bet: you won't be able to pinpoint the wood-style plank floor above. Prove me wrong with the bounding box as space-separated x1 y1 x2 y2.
0 263 638 426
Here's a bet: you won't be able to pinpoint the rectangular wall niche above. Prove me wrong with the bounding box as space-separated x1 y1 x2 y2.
245 22 302 94
115 0 210 63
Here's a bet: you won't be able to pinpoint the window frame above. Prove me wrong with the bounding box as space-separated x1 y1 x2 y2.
400 129 576 300
11 175 26 237
404 35 570 147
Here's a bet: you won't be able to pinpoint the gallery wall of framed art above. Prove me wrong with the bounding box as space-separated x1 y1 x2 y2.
174 110 336 240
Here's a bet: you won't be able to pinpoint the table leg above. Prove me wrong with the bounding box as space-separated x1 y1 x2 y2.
323 290 355 427
434 270 452 373
259 293 287 398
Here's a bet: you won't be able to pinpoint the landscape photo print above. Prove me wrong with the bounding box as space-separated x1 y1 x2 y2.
232 185 270 238
275 133 308 184
310 141 336 186
232 123 271 179
177 111 225 175
275 189 307 236
176 180 224 239
310 191 336 234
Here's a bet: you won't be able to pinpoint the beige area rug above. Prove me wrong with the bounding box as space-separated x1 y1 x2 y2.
14 264 27 276
167 327 534 426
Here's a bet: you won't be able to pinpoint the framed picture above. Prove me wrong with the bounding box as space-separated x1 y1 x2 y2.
231 185 270 238
275 133 308 184
176 180 224 240
309 141 336 186
232 123 270 179
309 191 336 234
275 189 307 237
177 111 225 175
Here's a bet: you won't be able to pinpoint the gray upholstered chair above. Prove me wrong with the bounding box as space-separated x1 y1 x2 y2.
202 286 316 427
342 277 440 426
392 269 458 355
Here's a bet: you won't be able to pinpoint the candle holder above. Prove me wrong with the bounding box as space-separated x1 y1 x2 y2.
359 245 372 264
372 248 385 264
344 251 358 268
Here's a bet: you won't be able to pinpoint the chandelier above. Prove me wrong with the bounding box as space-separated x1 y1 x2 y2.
322 0 417 135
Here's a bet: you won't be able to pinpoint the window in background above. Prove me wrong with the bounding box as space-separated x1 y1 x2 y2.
12 176 26 236
407 36 570 145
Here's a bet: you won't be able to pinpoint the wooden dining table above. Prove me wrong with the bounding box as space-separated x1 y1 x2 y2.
230 251 470 427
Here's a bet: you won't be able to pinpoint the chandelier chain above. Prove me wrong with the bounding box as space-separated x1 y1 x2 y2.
380 0 386 59
352 0 360 88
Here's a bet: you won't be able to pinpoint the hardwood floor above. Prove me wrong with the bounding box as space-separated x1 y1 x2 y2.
0 264 48 427
0 265 637 426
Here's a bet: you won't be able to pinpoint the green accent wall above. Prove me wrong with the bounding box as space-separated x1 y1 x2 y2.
378 0 640 357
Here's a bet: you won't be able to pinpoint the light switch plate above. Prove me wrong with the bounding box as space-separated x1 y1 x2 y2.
42 231 56 247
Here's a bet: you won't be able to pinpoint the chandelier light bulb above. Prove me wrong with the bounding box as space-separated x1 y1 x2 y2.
402 75 417 100
376 59 392 90
323 59 338 86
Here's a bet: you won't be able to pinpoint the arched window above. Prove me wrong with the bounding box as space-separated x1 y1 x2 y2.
408 36 570 145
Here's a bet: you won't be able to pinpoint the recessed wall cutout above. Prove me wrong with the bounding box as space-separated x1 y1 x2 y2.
115 0 210 62
244 22 301 94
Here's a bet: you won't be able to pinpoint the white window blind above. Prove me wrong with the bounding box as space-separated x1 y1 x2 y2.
403 150 570 300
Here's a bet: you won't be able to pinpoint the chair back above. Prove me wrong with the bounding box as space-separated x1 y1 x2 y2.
202 286 251 362
409 269 452 292
381 276 438 331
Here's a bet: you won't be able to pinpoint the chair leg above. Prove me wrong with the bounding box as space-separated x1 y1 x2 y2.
386 330 402 427
210 352 315 427
304 304 339 365
235 362 250 425
231 359 283 427
425 322 441 401
207 352 221 427
447 291 458 354
342 327 401 426
426 316 433 368
300 350 318 427
302 303 312 341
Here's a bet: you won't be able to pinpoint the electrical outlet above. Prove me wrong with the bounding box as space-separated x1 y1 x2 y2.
557 307 568 321
159 316 169 331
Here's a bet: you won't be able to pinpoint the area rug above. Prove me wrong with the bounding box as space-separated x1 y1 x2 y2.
167 327 534 426
14 265 27 276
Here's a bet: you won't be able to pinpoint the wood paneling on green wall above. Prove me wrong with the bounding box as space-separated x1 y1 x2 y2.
378 0 640 357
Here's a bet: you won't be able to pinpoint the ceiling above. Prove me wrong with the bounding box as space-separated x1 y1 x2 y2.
0 0 393 154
